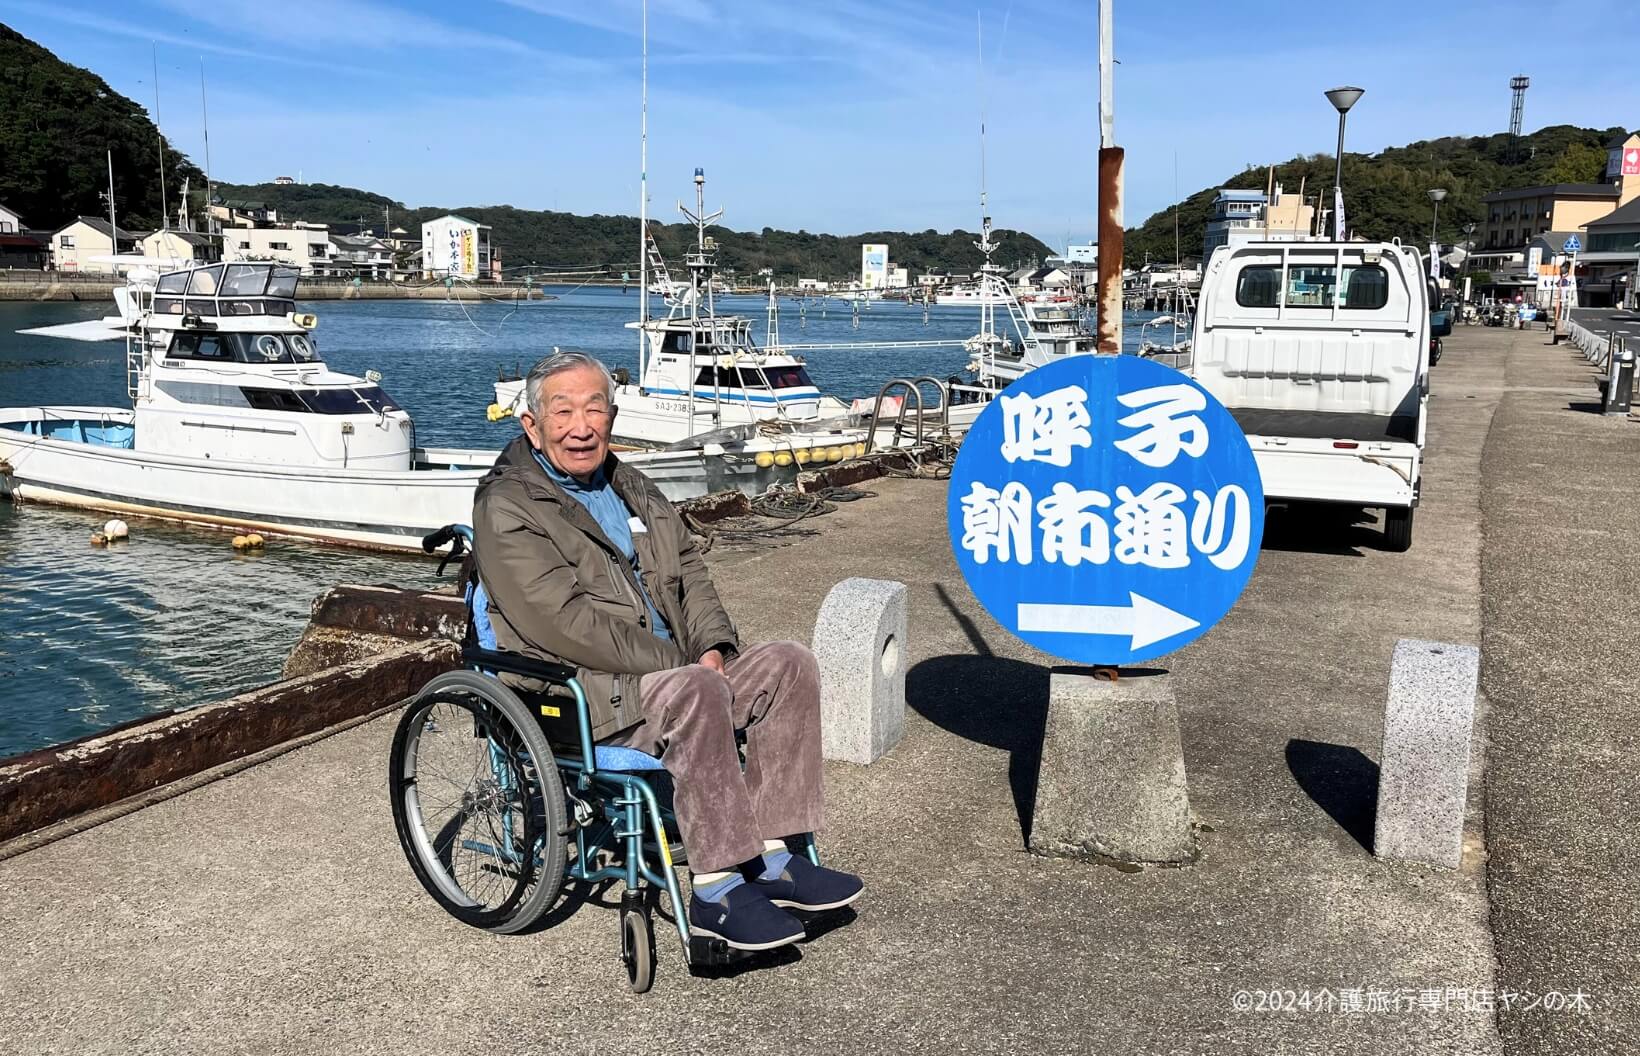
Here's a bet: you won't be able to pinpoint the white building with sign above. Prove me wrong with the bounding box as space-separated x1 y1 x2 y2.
422 214 492 281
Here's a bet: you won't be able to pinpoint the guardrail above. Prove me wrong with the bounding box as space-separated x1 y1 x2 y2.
1567 318 1612 370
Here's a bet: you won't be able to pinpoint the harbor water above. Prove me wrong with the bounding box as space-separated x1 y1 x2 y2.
0 287 1159 757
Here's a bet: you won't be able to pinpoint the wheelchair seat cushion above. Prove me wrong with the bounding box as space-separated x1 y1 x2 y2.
592 745 667 771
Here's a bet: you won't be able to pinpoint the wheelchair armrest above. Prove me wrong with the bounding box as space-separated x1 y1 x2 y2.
462 645 577 685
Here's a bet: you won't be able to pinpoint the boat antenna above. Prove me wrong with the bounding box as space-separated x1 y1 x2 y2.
152 43 169 232
638 0 649 381
199 59 213 236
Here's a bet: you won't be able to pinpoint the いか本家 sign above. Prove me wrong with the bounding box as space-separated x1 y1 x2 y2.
947 356 1264 667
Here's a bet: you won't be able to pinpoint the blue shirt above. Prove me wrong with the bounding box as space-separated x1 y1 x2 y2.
534 451 673 641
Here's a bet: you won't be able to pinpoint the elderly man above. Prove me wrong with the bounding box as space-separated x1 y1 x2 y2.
473 351 862 953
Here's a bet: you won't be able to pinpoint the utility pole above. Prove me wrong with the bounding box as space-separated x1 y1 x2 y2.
1094 0 1124 356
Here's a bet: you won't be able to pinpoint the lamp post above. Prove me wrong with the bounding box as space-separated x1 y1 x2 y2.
1428 188 1447 242
1325 86 1364 239
1632 240 1640 311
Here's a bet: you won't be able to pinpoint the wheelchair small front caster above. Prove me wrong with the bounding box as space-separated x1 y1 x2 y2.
620 903 655 994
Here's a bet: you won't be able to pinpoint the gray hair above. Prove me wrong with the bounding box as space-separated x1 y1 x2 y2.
524 349 616 419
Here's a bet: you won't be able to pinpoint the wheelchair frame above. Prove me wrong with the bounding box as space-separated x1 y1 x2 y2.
392 523 819 993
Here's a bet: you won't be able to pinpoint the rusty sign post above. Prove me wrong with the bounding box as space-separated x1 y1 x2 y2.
1094 0 1124 356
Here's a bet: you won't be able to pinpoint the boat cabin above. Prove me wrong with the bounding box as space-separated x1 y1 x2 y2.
628 313 821 418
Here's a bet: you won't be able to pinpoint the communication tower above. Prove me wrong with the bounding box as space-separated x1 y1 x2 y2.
1508 75 1529 162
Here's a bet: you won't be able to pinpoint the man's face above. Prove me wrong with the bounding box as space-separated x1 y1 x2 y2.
521 364 616 480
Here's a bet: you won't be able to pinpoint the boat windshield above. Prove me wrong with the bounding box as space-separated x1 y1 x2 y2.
168 331 321 364
239 385 401 415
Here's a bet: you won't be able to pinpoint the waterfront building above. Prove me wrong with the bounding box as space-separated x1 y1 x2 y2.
210 200 280 227
1202 185 1314 263
420 214 491 281
50 217 140 273
887 264 909 289
1063 243 1098 265
221 222 337 276
1477 181 1633 251
0 204 48 268
328 233 394 280
141 230 219 268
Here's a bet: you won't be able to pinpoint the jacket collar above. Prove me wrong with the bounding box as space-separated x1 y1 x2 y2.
494 435 646 556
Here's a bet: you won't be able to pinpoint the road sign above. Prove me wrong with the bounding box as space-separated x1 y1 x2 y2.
947 356 1264 667
1563 235 1582 254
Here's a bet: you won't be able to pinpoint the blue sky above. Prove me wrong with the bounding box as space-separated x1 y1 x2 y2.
4 0 1638 249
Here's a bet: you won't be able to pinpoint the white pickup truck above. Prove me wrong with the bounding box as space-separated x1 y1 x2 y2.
1189 241 1429 550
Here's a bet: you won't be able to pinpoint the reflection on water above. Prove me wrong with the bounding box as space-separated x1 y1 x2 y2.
0 501 439 758
0 288 1158 756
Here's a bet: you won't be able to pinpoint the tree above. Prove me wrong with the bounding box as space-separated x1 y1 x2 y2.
1545 143 1607 185
0 23 203 230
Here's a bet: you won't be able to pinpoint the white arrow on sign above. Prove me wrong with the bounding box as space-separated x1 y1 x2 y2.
1017 592 1201 650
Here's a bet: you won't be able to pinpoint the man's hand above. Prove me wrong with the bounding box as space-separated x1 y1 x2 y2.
698 648 726 674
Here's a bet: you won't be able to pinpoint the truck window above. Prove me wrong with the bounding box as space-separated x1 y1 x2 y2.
1235 266 1281 307
1341 266 1389 309
1286 265 1337 307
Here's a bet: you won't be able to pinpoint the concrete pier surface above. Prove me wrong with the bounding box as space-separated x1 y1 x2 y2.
0 324 1631 1055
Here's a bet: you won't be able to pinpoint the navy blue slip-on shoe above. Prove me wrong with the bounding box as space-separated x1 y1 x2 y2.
688 883 805 952
750 855 864 913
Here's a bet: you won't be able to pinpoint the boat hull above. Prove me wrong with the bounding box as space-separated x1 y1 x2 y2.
0 408 793 551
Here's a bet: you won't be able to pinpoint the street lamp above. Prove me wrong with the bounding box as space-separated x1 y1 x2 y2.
1428 188 1447 243
1632 240 1640 311
1325 86 1364 239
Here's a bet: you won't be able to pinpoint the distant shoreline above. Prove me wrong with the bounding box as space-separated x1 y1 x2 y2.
0 274 562 303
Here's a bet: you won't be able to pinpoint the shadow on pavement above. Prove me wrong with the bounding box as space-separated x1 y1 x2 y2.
907 653 1049 847
1285 738 1379 852
1260 503 1379 556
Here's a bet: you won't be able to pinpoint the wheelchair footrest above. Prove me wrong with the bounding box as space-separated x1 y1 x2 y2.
686 935 741 968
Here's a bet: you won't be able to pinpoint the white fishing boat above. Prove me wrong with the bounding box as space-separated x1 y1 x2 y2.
1 262 849 552
493 170 856 448
936 282 1010 307
953 213 1102 390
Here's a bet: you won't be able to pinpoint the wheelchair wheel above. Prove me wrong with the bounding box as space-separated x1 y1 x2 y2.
622 907 655 994
389 670 568 934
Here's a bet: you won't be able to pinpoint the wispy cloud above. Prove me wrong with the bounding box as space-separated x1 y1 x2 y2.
153 0 542 56
4 1 341 72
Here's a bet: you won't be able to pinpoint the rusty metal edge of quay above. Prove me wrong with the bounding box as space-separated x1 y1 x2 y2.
0 638 461 851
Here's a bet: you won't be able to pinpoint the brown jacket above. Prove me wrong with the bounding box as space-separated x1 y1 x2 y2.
472 436 738 739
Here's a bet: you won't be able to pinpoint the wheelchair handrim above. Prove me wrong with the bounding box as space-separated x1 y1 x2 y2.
396 695 544 919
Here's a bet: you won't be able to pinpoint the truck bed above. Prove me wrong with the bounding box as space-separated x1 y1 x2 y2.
1227 407 1418 444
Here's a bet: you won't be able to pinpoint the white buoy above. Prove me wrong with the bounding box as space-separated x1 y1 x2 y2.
104 519 129 540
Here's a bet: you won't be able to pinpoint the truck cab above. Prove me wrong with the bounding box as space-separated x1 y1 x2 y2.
1191 241 1429 550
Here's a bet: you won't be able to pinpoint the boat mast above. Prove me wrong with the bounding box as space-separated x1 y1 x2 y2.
200 60 214 236
975 12 1000 378
637 0 649 386
679 168 723 430
152 44 169 233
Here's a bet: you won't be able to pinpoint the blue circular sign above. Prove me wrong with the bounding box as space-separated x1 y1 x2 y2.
947 356 1264 667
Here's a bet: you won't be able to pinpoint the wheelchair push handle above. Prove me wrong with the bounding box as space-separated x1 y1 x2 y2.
421 524 473 576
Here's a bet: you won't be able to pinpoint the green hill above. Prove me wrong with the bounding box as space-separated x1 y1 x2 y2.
0 23 203 231
1125 123 1626 264
211 180 1053 283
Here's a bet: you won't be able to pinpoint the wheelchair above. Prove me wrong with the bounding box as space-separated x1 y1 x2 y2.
387 524 822 993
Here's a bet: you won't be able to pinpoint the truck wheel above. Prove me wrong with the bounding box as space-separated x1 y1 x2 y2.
1383 506 1413 552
